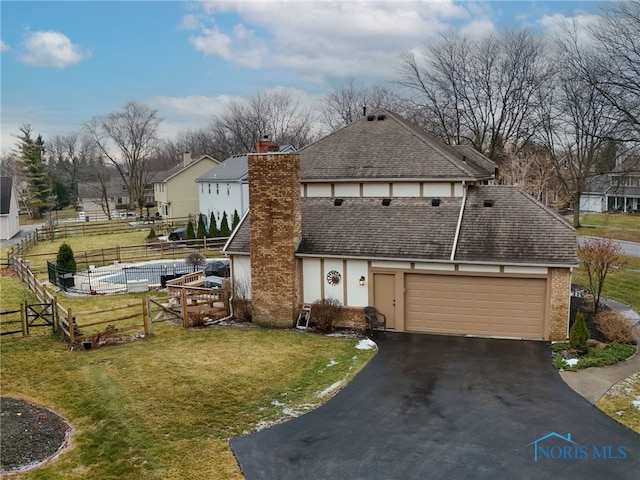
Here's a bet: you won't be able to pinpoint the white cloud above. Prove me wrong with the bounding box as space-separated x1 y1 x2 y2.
19 31 91 68
538 13 602 46
0 40 10 52
185 0 478 82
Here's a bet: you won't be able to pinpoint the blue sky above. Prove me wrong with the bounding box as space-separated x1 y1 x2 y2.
0 1 607 154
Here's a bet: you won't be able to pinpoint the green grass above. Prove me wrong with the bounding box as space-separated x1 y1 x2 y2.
596 373 640 434
573 212 640 242
552 342 637 371
1 322 375 479
572 260 640 312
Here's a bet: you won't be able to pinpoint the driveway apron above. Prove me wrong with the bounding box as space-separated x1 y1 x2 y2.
231 333 640 479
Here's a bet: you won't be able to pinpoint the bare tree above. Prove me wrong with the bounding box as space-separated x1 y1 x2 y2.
577 237 627 313
567 1 640 144
84 102 162 213
540 23 620 227
47 133 97 207
319 79 409 132
209 90 317 158
398 30 552 163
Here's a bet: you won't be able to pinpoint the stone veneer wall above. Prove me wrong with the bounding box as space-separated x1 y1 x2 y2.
548 267 572 341
247 153 301 327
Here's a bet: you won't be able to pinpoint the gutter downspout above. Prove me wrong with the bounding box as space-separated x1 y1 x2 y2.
450 181 467 262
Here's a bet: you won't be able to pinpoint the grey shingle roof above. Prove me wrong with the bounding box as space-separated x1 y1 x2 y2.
196 154 248 182
0 176 14 215
299 109 496 182
156 155 218 182
225 187 577 265
455 185 576 265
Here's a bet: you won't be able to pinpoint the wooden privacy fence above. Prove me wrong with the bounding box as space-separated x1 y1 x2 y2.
60 299 152 346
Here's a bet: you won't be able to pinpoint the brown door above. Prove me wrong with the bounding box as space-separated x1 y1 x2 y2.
374 273 396 329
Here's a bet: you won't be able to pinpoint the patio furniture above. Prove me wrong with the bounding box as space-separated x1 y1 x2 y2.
363 306 387 337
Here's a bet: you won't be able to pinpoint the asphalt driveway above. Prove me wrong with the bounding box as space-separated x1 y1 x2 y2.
231 333 640 479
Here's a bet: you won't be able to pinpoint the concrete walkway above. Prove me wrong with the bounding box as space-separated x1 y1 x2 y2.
560 298 640 405
559 352 640 404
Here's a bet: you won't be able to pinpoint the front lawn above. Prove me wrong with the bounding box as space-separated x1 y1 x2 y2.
573 212 640 242
596 373 640 434
0 324 375 479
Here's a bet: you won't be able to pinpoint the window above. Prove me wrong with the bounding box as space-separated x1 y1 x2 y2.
226 184 230 196
216 184 219 195
208 183 211 193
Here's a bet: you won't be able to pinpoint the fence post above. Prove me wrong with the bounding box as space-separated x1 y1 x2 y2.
21 302 28 336
142 296 152 335
68 308 74 343
181 288 189 328
52 296 58 332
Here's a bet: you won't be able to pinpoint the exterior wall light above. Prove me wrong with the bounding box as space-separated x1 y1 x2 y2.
359 275 366 286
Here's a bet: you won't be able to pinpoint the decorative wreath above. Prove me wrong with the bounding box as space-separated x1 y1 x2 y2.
326 270 342 286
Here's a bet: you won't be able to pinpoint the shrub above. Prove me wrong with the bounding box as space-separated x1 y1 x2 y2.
208 212 218 238
196 215 207 239
185 252 206 272
219 212 231 237
569 311 589 350
597 310 638 344
186 219 196 239
231 278 252 322
56 242 77 274
146 227 157 239
311 298 343 332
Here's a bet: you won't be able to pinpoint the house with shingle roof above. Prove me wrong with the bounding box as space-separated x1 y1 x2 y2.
580 159 640 213
196 144 295 232
154 152 219 221
224 110 577 341
0 176 20 240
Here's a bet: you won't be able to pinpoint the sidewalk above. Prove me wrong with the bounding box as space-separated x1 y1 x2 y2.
559 298 640 404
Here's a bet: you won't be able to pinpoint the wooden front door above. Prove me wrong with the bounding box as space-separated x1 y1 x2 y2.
374 273 396 329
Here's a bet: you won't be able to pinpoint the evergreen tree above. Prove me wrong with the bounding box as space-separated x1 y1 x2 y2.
186 219 196 239
219 211 231 237
232 209 240 230
16 125 52 219
569 311 589 350
56 243 77 274
207 212 218 238
196 214 207 238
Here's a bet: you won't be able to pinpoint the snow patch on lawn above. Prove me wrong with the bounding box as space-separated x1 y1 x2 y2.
326 360 338 367
564 358 579 367
317 381 343 398
356 339 376 350
631 397 640 410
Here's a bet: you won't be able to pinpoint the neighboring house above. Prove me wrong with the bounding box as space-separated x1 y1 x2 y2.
224 110 577 341
196 143 295 231
0 176 20 240
154 152 219 221
580 161 640 213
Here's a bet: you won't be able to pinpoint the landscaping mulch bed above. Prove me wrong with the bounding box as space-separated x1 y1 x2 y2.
0 397 73 473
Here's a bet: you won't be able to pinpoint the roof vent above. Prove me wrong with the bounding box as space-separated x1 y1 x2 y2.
377 114 386 121
483 199 494 207
382 198 391 206
431 197 441 207
367 115 375 121
334 198 344 206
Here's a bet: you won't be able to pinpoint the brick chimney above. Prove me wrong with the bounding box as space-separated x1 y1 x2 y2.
255 135 279 154
182 150 192 167
247 152 301 328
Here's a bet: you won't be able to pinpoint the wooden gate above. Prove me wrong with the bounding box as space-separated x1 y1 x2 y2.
26 302 56 332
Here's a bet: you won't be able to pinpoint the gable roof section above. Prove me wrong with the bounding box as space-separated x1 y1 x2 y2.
0 176 14 215
455 185 576 265
196 154 249 182
299 109 495 182
156 155 219 183
225 186 576 266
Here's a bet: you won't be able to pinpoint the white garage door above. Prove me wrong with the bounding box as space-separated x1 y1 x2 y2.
405 274 547 339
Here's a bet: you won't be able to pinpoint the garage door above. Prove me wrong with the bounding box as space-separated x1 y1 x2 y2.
405 274 547 339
